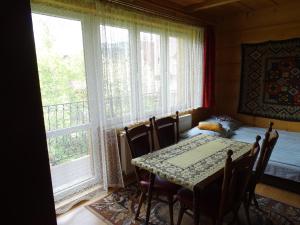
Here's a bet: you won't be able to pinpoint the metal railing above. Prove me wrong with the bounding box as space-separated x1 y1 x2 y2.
42 101 90 166
43 101 89 131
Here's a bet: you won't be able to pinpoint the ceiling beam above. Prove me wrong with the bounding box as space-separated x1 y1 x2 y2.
186 0 241 12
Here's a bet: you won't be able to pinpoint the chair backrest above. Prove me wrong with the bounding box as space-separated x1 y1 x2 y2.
125 124 154 184
124 124 154 159
218 135 261 219
255 122 279 181
151 111 179 149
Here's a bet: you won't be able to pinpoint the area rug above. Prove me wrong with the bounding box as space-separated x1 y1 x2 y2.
238 38 300 121
86 185 300 225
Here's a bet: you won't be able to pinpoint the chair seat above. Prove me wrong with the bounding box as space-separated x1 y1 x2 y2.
175 183 221 217
140 175 180 194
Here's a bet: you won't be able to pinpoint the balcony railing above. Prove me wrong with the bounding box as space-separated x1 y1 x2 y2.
42 94 180 165
47 130 90 166
43 101 89 131
42 101 90 166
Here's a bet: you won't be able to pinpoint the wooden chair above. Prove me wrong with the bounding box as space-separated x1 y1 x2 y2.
124 124 180 225
246 122 279 209
151 111 179 149
175 136 261 225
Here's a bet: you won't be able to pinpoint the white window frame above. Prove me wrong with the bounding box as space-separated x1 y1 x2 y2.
31 6 102 201
97 21 202 127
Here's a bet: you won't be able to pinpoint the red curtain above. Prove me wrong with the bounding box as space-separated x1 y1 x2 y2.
202 26 215 108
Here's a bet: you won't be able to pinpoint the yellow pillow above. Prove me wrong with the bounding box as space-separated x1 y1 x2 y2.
198 121 223 132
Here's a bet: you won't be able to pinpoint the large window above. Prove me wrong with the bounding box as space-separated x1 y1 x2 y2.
32 4 203 206
100 24 203 127
100 25 132 120
32 12 100 201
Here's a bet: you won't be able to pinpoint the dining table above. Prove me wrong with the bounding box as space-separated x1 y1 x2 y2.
131 133 254 225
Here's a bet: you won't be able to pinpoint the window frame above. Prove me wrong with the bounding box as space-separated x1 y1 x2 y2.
31 6 103 201
98 21 202 127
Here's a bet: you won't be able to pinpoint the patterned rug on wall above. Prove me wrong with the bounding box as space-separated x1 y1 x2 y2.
238 38 300 121
86 184 300 225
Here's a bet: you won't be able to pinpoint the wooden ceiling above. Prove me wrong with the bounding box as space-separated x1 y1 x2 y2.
108 0 292 25
154 0 289 21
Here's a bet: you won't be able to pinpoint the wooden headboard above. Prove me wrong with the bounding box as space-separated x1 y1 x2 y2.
191 107 212 127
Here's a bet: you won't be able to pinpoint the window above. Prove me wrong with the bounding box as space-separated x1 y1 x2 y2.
100 25 132 120
100 24 203 127
168 36 181 109
140 32 162 116
32 4 203 206
32 13 100 200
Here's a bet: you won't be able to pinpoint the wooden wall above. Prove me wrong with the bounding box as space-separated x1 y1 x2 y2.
215 1 300 132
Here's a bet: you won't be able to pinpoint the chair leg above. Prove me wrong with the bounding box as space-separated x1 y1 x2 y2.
135 191 146 219
229 206 239 225
168 195 174 225
253 194 259 209
248 187 259 209
243 201 251 225
177 204 185 225
145 173 155 225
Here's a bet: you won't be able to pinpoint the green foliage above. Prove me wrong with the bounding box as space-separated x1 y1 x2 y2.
35 20 87 106
34 19 90 165
48 131 89 166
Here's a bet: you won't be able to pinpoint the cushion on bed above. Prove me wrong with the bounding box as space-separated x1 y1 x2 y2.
197 121 223 132
180 115 241 139
211 115 243 131
179 126 230 140
180 127 214 140
201 116 241 138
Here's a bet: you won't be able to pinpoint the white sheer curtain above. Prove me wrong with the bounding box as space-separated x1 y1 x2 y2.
31 0 204 203
95 3 204 190
96 3 203 126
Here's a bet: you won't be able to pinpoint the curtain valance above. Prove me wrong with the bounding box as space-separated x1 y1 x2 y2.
31 0 202 34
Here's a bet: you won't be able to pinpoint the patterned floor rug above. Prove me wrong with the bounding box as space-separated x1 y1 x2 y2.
86 185 300 225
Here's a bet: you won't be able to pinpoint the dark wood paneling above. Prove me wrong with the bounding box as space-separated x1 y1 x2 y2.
215 1 300 131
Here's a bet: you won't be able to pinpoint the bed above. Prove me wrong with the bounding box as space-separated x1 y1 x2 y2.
180 116 300 193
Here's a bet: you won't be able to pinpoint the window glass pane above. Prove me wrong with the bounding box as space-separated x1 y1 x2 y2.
140 32 161 116
168 36 188 111
48 130 91 166
43 101 89 131
32 13 89 131
169 36 179 109
48 130 93 192
100 25 131 121
32 13 95 195
98 26 202 123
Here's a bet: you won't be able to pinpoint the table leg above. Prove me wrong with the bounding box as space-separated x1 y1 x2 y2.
145 173 155 225
193 186 200 225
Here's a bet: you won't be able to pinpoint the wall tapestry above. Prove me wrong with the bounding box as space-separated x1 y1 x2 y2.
238 38 300 121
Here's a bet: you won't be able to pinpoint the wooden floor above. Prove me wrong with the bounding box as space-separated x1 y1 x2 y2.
255 183 300 208
57 183 300 225
57 194 107 225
